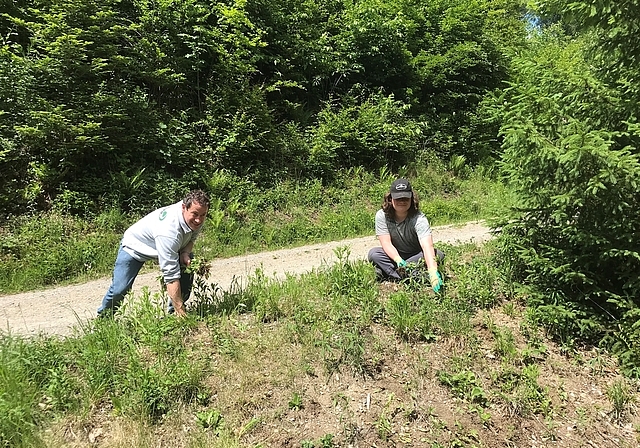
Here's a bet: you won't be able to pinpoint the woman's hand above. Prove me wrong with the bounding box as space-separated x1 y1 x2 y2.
428 268 443 292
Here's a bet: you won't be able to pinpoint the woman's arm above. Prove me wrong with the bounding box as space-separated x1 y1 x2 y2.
379 234 404 265
419 234 443 292
418 235 438 271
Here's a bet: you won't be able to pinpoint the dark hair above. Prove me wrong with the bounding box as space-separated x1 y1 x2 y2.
183 190 210 209
382 191 420 220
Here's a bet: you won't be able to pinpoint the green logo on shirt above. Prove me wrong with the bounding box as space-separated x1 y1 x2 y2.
159 210 167 221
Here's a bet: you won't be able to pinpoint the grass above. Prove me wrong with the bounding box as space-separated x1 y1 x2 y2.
0 163 514 294
1 241 638 447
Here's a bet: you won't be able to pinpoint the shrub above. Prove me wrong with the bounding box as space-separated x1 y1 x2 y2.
496 33 640 375
308 91 419 178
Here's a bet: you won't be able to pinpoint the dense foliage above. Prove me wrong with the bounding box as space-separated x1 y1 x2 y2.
496 1 640 376
0 0 525 215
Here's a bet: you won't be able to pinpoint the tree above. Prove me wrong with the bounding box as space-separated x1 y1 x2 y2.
404 0 525 161
497 22 640 375
1 0 266 213
538 0 640 127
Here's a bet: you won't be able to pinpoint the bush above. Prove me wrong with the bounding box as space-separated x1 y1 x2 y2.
308 91 420 178
496 33 640 375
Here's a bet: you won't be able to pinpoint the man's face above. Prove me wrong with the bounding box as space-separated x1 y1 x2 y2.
182 201 208 231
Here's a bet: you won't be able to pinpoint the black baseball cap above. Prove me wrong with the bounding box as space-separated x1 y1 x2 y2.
390 178 413 199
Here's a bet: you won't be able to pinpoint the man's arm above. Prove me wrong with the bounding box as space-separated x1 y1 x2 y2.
166 280 186 317
180 241 194 266
156 236 188 315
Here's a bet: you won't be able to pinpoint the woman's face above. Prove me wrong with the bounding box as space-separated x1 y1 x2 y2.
391 196 412 212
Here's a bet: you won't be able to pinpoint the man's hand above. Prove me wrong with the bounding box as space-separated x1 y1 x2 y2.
173 303 187 317
428 268 443 293
180 251 192 267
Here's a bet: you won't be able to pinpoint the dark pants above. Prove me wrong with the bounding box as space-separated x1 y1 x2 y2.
368 247 445 281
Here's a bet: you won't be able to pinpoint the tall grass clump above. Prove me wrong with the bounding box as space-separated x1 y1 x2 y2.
385 290 438 342
444 240 508 309
0 299 211 447
383 241 506 344
0 332 92 447
80 305 208 419
1 335 45 447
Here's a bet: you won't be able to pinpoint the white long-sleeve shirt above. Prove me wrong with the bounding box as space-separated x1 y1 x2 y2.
121 201 202 282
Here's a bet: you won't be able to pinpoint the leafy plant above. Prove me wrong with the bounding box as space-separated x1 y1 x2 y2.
288 392 303 410
301 434 335 448
196 409 224 433
438 370 488 406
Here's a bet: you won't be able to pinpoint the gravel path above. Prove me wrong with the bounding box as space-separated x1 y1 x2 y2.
0 221 492 337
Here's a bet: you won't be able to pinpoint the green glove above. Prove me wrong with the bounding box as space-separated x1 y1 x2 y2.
429 269 443 293
394 257 407 268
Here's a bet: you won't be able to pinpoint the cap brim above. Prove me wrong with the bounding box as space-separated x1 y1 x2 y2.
390 192 412 199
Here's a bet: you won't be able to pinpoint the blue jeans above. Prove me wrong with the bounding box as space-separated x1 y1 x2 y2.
98 245 193 316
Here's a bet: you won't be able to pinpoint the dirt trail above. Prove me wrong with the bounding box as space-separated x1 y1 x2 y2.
1 221 492 337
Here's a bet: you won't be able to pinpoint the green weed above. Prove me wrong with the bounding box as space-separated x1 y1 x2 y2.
438 370 488 406
288 392 303 410
301 433 335 448
606 379 636 423
492 326 518 363
196 409 224 433
375 394 395 442
496 365 553 418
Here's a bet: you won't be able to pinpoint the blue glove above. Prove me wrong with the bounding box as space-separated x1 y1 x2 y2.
429 269 443 293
